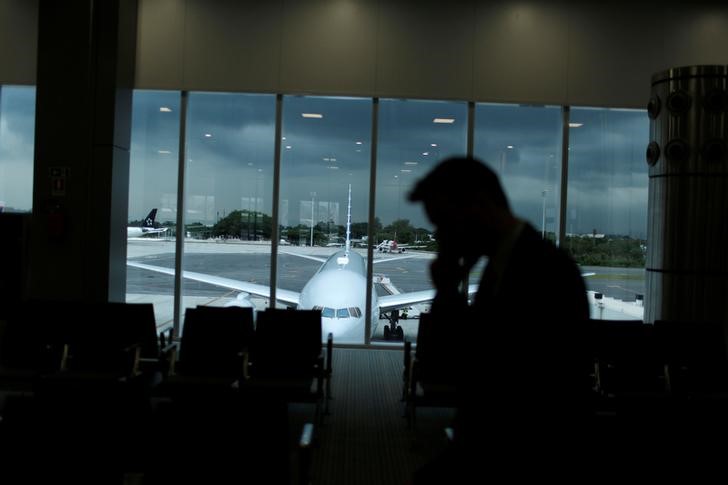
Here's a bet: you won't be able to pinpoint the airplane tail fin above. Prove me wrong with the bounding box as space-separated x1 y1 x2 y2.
345 184 352 255
142 208 158 228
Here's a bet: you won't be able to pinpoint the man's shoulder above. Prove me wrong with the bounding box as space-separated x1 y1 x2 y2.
509 224 586 286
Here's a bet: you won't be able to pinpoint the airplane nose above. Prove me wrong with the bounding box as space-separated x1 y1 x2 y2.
320 316 365 343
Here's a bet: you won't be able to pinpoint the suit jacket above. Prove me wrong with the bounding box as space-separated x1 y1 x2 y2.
453 223 592 456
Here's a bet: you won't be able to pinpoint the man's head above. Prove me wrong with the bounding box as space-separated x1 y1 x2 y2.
408 156 513 256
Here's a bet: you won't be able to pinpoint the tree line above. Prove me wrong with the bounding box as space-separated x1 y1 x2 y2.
172 211 647 268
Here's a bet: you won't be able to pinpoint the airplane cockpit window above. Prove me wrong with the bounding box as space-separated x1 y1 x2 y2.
337 308 350 318
349 307 362 318
322 307 335 318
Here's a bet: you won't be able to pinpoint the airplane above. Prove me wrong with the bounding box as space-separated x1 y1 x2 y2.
127 208 168 238
375 237 428 253
127 187 475 343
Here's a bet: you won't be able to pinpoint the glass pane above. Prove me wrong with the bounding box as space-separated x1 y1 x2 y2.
126 90 181 332
0 85 36 213
278 95 372 344
182 92 276 329
566 107 648 320
474 103 562 241
375 98 468 343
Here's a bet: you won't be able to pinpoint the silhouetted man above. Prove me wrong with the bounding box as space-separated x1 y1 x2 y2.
408 156 591 481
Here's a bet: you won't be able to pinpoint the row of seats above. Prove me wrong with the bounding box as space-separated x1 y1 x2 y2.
403 316 728 427
0 301 329 484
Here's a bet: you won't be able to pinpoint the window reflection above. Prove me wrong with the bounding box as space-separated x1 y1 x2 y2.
126 90 181 331
374 98 468 343
474 103 562 241
566 107 648 320
278 95 371 344
0 85 36 213
181 92 276 329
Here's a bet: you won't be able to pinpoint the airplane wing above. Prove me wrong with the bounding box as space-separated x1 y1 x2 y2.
278 250 328 264
127 261 301 307
372 254 429 264
378 284 478 312
282 250 427 265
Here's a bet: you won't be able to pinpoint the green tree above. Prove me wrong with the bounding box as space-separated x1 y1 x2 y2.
211 210 272 240
382 218 415 243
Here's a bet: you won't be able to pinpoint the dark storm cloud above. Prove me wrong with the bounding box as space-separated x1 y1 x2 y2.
126 91 648 237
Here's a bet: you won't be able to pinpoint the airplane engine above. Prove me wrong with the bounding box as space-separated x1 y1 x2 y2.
224 292 255 309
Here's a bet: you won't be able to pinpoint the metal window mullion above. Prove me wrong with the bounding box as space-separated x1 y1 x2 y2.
269 94 283 308
557 105 570 248
173 91 189 336
365 97 379 346
467 101 475 157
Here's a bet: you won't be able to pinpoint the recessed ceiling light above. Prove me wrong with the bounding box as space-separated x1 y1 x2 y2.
248 163 254 166
159 107 172 113
507 145 514 149
404 161 418 165
204 133 212 138
285 145 292 149
569 123 583 128
400 169 412 173
422 152 429 156
433 118 455 124
157 150 171 154
355 141 363 145
431 143 438 147
328 166 339 170
302 113 323 119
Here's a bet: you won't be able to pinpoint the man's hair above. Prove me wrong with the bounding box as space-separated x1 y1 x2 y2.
408 156 510 210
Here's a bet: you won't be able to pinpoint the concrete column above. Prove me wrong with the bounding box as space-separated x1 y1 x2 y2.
29 0 137 303
645 65 728 324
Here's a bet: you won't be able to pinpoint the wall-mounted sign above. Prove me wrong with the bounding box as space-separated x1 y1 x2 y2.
50 167 69 196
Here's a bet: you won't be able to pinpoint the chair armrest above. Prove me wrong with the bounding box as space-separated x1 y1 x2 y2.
402 340 412 401
240 349 250 381
59 343 70 371
298 422 315 485
409 357 420 398
326 332 333 376
161 341 178 376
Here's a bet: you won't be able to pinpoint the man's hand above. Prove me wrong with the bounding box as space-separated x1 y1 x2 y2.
430 254 469 294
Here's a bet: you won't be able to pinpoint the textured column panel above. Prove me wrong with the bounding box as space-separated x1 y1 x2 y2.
645 65 728 324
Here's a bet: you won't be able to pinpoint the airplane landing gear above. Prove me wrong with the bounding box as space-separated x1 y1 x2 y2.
382 309 404 340
383 323 404 340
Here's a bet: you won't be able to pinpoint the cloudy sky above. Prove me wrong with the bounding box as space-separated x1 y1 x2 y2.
0 86 36 212
1 87 648 238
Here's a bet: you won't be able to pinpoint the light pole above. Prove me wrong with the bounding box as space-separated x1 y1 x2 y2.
310 191 316 247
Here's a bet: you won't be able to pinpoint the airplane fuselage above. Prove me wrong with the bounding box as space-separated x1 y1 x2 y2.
298 250 376 343
127 227 167 238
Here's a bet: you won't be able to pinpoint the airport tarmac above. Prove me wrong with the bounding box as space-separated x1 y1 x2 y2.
127 238 646 343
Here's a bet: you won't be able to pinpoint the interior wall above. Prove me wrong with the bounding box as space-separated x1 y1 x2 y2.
0 0 38 85
134 0 728 108
2 0 728 107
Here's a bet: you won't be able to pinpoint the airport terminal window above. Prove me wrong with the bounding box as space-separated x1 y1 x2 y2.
181 92 276 326
566 107 648 320
126 90 181 331
473 103 562 241
278 95 372 344
374 98 468 343
0 85 36 213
